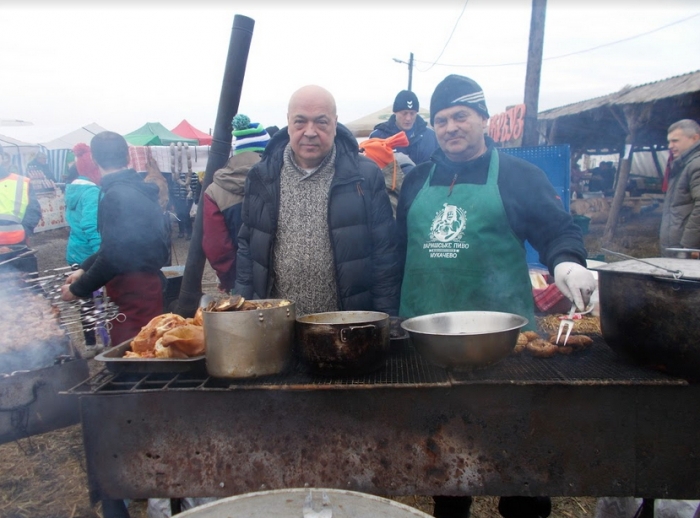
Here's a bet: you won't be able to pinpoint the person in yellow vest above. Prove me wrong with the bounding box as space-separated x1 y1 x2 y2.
0 144 42 274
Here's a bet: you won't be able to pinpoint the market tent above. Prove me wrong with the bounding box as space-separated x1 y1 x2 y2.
124 134 162 146
171 120 212 146
124 122 197 146
0 133 41 175
39 123 109 180
344 104 432 138
41 122 109 150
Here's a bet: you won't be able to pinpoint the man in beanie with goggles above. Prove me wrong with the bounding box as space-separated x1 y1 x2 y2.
370 90 439 166
397 75 596 518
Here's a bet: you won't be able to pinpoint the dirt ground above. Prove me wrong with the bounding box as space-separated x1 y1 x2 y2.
0 209 663 518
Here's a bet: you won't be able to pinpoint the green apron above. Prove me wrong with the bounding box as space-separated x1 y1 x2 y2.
399 150 536 330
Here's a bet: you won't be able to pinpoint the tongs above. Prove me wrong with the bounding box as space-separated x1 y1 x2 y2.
556 306 577 346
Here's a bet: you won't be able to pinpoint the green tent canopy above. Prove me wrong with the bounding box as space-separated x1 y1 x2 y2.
124 122 197 146
124 134 162 146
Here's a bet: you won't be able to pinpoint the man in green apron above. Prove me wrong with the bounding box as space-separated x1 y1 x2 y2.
396 75 597 518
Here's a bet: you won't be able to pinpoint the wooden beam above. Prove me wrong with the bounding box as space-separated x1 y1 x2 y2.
603 105 642 245
650 147 664 179
522 0 547 147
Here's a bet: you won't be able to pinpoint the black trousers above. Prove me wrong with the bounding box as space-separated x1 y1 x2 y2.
173 197 193 237
433 495 551 518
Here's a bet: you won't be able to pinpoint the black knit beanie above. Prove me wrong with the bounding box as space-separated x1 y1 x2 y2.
393 90 419 112
430 75 489 125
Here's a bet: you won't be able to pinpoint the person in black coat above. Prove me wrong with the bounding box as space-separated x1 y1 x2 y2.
234 85 400 316
60 131 169 346
370 90 439 166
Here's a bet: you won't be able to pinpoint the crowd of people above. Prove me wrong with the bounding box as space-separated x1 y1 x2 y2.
1 72 698 518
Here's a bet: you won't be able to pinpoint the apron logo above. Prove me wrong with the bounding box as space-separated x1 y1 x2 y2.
424 203 469 259
430 203 466 242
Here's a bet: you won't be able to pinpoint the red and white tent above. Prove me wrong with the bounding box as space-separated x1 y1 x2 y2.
171 120 212 146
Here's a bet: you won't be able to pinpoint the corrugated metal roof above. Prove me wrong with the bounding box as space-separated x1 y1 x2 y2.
539 70 700 120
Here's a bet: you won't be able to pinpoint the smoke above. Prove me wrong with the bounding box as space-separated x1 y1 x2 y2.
0 268 70 376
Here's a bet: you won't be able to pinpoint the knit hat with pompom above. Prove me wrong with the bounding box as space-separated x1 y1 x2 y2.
232 114 270 155
73 143 101 184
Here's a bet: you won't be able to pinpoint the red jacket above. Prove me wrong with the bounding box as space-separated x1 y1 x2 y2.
202 153 260 291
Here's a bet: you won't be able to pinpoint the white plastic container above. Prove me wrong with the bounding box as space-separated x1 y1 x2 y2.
177 488 433 518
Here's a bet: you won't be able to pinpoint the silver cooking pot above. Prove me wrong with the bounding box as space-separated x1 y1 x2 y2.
203 299 296 379
593 257 700 380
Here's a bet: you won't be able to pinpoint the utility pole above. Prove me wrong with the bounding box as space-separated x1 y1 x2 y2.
393 52 414 91
522 0 547 147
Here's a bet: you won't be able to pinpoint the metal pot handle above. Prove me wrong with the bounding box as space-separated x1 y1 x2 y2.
340 324 376 342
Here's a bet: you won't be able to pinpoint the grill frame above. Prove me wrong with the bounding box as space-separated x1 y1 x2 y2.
71 338 700 503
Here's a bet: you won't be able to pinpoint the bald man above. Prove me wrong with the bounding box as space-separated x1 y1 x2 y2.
234 85 401 316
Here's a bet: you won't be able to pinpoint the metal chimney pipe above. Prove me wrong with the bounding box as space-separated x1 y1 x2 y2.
174 14 255 317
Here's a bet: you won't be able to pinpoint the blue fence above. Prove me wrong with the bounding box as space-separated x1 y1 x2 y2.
500 144 571 266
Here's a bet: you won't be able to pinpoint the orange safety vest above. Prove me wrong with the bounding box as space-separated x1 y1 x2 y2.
0 173 30 245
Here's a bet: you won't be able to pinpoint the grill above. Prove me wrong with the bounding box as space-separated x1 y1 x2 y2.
71 336 700 504
0 269 89 444
68 336 680 396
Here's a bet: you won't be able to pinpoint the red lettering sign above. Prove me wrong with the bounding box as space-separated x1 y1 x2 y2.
488 104 526 143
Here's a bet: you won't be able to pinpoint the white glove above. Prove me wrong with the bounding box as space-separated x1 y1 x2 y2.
554 261 597 311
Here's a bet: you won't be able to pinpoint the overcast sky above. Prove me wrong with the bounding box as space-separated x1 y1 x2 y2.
1 0 699 143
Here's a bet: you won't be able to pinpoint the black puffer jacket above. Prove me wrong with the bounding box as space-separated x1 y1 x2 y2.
70 169 169 297
234 124 401 315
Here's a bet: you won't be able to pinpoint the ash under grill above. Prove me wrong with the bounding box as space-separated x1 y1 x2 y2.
66 335 683 395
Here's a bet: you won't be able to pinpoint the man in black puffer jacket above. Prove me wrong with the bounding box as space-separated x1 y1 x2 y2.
234 85 400 316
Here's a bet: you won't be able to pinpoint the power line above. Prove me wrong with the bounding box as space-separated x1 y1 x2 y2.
417 0 469 73
414 11 700 69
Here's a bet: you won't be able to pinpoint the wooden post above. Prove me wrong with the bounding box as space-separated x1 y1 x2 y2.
602 104 649 245
650 147 664 179
522 0 547 147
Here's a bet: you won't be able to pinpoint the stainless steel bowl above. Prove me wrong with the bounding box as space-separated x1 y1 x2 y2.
400 311 528 370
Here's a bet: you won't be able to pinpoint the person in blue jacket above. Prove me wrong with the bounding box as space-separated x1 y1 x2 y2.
64 143 103 348
369 90 439 166
65 144 102 266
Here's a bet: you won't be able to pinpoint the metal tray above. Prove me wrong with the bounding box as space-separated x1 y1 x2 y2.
95 340 205 374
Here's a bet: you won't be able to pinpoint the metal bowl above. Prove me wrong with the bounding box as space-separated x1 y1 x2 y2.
401 311 528 370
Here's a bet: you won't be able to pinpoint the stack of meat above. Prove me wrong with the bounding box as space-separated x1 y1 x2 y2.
127 311 205 359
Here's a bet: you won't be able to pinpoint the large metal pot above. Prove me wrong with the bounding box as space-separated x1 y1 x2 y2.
296 311 390 376
401 311 528 370
594 258 700 380
203 299 296 379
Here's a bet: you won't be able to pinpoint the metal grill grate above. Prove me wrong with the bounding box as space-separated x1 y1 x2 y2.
65 336 684 395
449 335 684 385
66 345 451 394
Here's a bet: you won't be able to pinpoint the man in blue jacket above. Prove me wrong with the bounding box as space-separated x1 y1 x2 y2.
234 85 400 316
370 90 439 166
